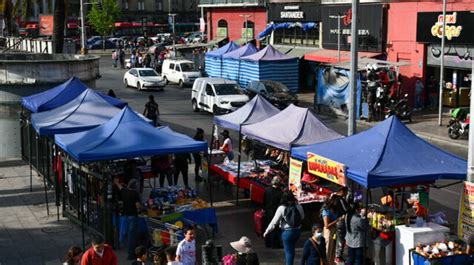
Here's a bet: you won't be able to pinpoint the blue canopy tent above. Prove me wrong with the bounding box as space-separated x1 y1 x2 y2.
204 41 240 78
241 104 342 151
239 45 299 93
55 106 208 162
31 89 123 136
21 77 127 113
221 43 258 82
291 116 467 188
213 95 280 204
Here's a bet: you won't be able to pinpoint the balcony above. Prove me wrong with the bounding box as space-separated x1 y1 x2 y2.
198 0 266 8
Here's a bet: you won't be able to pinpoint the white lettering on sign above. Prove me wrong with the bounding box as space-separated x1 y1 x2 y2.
284 5 300 10
280 11 304 19
330 29 370 36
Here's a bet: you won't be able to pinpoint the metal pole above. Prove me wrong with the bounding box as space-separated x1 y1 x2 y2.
438 0 447 126
337 15 341 62
207 125 215 207
348 0 359 136
28 121 33 192
38 134 50 215
245 16 248 43
79 163 85 251
201 7 204 41
235 127 242 206
467 61 474 183
79 0 87 54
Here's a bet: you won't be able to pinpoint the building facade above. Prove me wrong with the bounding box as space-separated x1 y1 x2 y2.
119 0 199 23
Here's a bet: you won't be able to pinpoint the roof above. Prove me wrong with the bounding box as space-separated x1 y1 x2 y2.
195 77 238 84
205 41 240 58
213 95 280 131
55 106 208 162
31 89 122 136
222 43 258 60
291 116 467 188
164 59 194 63
304 49 381 64
241 45 297 62
241 104 342 151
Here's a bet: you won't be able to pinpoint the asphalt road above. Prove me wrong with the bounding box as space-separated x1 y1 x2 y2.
94 56 468 262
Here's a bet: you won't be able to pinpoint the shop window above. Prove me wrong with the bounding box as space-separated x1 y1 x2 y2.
273 25 320 47
217 19 228 38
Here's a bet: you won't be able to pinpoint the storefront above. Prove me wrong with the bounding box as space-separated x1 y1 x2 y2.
416 11 474 108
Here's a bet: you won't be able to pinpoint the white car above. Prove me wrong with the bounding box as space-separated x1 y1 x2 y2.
191 78 249 114
123 68 166 91
162 59 202 88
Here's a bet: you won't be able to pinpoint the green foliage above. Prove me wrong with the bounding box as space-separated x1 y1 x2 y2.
87 0 121 37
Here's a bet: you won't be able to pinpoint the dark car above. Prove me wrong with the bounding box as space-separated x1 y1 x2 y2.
245 80 298 109
87 39 116 50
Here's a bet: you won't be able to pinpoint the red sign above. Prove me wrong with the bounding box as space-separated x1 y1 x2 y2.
39 15 54 36
343 8 352 26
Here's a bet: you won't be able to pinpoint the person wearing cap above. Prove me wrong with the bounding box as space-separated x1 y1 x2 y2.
192 128 204 182
300 224 327 265
219 130 234 161
114 178 142 260
230 236 260 265
263 176 283 249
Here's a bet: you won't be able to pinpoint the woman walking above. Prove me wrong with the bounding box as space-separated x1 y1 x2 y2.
322 196 343 265
345 202 368 265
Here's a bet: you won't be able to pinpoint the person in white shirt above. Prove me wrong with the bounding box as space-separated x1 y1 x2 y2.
165 246 182 265
176 227 196 265
219 130 234 161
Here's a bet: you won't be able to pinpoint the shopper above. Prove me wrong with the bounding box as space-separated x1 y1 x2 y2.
300 224 327 265
174 153 191 187
428 76 438 110
415 78 424 111
81 235 118 265
114 178 142 260
219 130 234 161
321 196 342 265
119 48 125 69
229 236 260 265
131 246 148 265
345 202 368 265
192 128 204 182
107 89 117 98
144 54 152 68
152 154 173 187
165 246 181 265
143 95 160 127
112 50 118 67
334 187 349 263
263 191 304 265
263 176 283 249
153 249 168 265
176 227 196 265
63 246 82 265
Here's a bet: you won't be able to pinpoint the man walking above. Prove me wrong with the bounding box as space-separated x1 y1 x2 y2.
192 128 204 182
81 235 118 265
176 227 196 265
143 95 160 127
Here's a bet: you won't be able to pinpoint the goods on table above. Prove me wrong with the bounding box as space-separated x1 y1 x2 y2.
144 186 209 217
414 241 466 259
367 208 405 232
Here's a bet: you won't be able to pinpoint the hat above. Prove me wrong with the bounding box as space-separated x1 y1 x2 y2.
271 176 281 186
230 236 253 254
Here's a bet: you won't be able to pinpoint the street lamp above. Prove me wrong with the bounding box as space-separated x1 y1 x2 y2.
239 14 253 44
168 0 176 54
329 13 346 62
79 0 87 54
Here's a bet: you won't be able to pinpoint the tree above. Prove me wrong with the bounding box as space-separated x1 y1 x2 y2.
87 0 120 50
52 0 65 53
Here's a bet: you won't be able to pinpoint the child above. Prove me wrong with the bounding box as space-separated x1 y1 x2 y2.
166 246 182 265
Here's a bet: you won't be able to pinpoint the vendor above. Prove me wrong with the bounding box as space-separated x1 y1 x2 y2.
219 130 234 161
380 189 399 209
466 234 474 256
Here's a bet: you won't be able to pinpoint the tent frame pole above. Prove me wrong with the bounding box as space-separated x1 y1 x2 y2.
235 126 242 206
52 142 60 222
363 188 369 262
28 121 33 192
38 133 50 215
207 125 215 207
79 162 86 251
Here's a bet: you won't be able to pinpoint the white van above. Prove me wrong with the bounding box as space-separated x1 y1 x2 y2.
161 59 202 88
191 78 249 115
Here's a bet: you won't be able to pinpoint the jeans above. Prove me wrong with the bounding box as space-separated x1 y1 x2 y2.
159 172 173 187
125 216 138 258
415 93 422 109
281 228 301 265
227 151 235 161
335 220 346 259
192 153 201 179
347 247 364 265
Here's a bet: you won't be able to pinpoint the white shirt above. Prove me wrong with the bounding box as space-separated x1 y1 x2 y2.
176 239 196 265
264 204 304 236
223 138 233 152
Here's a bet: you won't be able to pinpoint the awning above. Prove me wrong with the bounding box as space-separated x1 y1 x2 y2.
304 49 381 64
286 47 316 58
206 37 226 47
273 45 292 55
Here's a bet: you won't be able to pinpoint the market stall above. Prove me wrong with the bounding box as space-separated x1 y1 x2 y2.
239 45 299 92
204 41 240 78
54 106 211 248
210 95 280 204
291 116 467 264
221 43 258 82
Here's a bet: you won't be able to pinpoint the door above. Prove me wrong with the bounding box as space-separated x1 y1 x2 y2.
175 64 183 83
200 83 214 110
168 63 176 82
129 69 138 86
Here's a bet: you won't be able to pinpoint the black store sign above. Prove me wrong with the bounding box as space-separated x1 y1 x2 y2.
321 4 385 52
268 3 321 22
417 11 474 44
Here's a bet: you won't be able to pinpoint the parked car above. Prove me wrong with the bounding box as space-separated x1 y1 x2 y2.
184 32 206 43
87 39 116 50
245 80 298 109
123 68 166 91
162 59 202 88
86 36 102 45
191 78 249 115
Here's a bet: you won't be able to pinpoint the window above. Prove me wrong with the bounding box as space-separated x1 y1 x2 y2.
242 20 254 39
218 20 228 28
123 0 129 9
273 25 320 47
206 84 214 96
169 63 175 70
138 0 145 10
243 20 254 29
156 0 162 11
217 20 228 38
130 69 137 76
176 64 181 72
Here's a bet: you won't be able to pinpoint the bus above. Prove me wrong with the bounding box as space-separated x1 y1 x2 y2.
113 22 168 37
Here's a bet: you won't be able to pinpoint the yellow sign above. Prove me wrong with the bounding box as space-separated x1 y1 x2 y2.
289 158 303 198
431 12 462 40
458 181 474 241
307 152 346 186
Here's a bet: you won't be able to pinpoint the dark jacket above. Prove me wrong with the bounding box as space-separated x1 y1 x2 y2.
300 237 326 265
235 253 259 265
263 186 283 225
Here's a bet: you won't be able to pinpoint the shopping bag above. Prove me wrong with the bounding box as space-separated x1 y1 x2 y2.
254 209 265 237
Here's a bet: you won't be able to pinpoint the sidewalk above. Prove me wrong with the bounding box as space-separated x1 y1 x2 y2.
297 92 468 152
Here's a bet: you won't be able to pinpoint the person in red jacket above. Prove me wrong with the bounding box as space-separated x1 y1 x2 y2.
81 235 118 265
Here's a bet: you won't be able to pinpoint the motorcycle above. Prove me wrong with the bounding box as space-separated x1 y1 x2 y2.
447 108 470 139
384 94 412 122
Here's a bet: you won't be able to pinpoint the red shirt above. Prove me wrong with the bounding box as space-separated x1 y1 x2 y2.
81 245 118 265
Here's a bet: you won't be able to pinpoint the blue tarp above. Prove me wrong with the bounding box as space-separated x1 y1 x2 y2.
205 41 240 78
221 43 258 81
239 45 299 92
31 89 122 136
241 104 342 151
21 77 127 112
257 22 319 39
291 116 467 188
213 95 280 131
55 106 208 163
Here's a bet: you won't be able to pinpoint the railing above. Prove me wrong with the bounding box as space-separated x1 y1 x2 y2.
198 0 265 7
4 37 53 54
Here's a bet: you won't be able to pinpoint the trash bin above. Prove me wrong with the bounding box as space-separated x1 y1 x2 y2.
372 236 393 265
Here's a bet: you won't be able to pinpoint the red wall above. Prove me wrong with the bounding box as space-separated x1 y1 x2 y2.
387 0 474 98
207 7 267 43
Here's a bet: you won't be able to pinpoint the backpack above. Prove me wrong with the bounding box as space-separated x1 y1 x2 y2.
284 205 302 228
